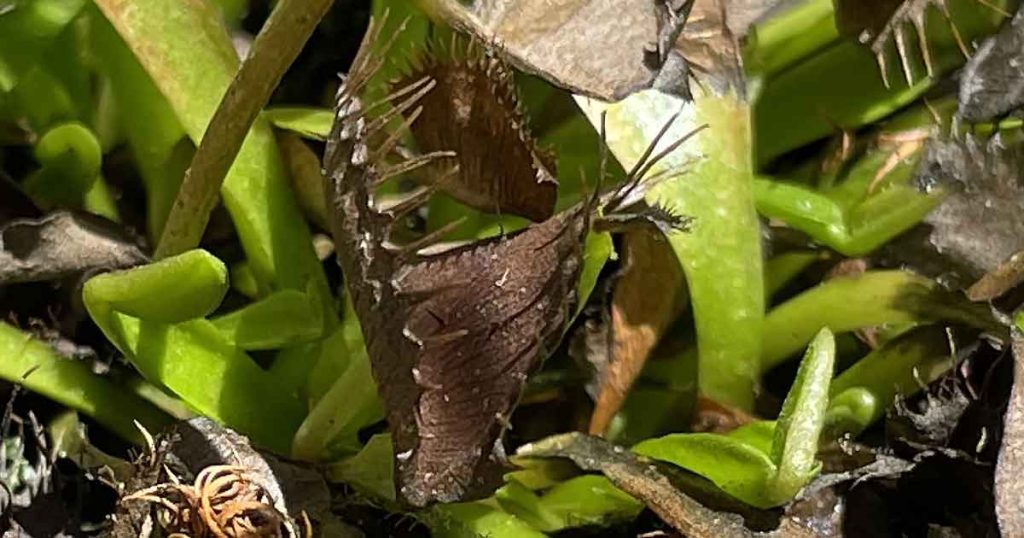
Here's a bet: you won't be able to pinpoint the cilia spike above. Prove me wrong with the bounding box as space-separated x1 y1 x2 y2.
870 0 1007 87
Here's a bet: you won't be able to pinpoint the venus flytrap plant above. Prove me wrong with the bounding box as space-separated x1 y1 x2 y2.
264 107 335 141
291 314 382 460
825 325 955 437
494 475 643 533
766 327 835 502
760 270 1002 372
18 121 119 224
428 501 546 538
21 122 101 209
92 0 333 312
210 288 324 351
90 9 190 241
0 0 87 92
753 0 1012 164
632 328 836 508
0 322 172 444
743 0 838 81
83 250 309 452
753 171 942 257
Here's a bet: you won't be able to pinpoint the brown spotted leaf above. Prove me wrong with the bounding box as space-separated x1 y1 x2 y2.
394 38 557 221
323 19 590 507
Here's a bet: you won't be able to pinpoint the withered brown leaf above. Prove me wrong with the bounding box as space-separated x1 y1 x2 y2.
428 0 699 100
996 330 1024 537
588 229 686 436
394 37 558 222
0 211 148 285
959 4 1024 123
323 19 591 506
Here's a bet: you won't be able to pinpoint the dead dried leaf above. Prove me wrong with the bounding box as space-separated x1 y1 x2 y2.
0 211 148 285
430 0 664 100
724 0 793 38
395 38 557 221
517 432 753 537
912 135 1024 279
959 5 1024 123
967 250 1024 301
589 230 686 436
996 331 1024 536
428 0 754 99
518 432 820 537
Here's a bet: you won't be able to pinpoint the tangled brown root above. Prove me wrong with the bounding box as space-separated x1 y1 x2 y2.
123 464 303 537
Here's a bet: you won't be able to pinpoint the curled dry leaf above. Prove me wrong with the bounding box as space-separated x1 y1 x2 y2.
959 5 1024 123
0 211 148 285
517 432 818 537
325 18 696 506
589 229 686 436
426 0 698 100
674 0 745 94
324 19 593 507
996 330 1024 537
517 432 751 537
393 37 558 222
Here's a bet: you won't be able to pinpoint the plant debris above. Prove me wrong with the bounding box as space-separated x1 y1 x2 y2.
517 432 754 537
0 212 147 285
117 418 352 537
124 465 291 537
588 230 686 436
394 36 558 222
883 135 1024 284
323 16 699 506
995 330 1024 536
959 4 1024 123
426 0 697 100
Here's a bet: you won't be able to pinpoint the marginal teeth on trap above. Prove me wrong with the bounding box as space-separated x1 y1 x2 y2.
870 0 980 87
389 34 558 221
